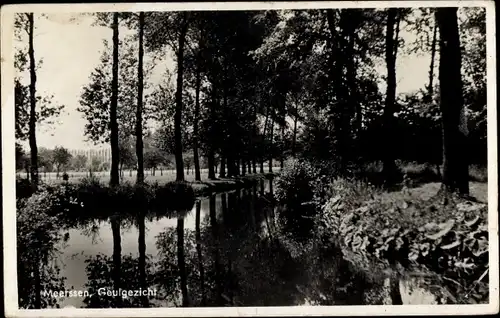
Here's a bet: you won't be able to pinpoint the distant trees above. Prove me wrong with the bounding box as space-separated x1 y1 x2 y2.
52 146 72 178
72 154 88 172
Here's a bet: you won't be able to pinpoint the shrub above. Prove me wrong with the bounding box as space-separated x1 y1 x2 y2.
274 159 320 241
16 178 34 199
275 159 318 205
17 190 68 308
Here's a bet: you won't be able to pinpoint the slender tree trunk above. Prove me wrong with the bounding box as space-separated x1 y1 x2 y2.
174 13 189 182
195 201 206 305
193 32 202 181
280 125 285 169
268 118 274 173
110 13 120 187
136 12 145 184
177 217 189 306
111 216 122 307
261 98 270 173
208 83 217 180
219 156 226 178
382 8 400 186
436 8 469 195
426 21 438 103
27 13 38 191
292 99 299 157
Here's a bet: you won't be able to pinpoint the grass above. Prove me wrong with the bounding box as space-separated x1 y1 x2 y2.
29 166 282 185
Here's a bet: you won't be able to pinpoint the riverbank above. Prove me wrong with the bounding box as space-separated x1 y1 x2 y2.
190 172 277 197
269 159 489 305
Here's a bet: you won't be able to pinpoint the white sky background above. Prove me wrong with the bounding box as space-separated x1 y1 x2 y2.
19 11 431 151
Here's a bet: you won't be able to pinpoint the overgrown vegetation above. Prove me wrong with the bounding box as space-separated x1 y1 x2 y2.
273 159 489 304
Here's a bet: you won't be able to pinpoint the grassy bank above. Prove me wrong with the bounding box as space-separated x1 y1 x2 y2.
16 172 278 223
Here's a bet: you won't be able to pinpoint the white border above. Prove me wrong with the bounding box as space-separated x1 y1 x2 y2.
1 1 498 317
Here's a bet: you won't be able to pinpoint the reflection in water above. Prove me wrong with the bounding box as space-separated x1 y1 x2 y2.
177 216 189 306
137 211 148 307
195 201 206 305
110 216 122 307
44 178 438 308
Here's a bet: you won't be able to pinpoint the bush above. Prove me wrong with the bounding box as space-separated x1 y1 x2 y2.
275 159 318 205
17 189 68 308
16 178 34 199
274 159 320 241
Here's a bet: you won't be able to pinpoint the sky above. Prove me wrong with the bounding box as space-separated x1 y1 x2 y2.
16 11 432 151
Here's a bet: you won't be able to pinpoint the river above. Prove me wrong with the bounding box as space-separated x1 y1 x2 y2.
50 178 436 308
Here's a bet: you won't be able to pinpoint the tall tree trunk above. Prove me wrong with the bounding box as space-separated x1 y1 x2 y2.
280 124 285 169
138 212 148 306
292 98 299 157
261 98 270 173
241 158 246 176
195 201 206 305
193 33 202 181
382 8 400 186
219 156 226 178
426 20 438 103
174 13 188 182
268 117 274 173
111 216 122 307
27 13 38 191
207 80 217 180
110 13 120 187
436 8 469 195
177 217 189 306
136 12 145 184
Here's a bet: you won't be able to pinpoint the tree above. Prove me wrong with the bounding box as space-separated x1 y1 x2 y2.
436 7 469 195
27 13 38 190
72 154 88 172
110 12 120 186
136 11 146 184
89 156 102 174
16 143 30 178
38 148 53 176
144 148 164 176
52 146 72 178
173 12 190 182
381 8 402 186
119 136 136 177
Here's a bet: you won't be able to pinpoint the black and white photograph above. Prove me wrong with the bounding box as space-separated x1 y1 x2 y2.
1 1 498 316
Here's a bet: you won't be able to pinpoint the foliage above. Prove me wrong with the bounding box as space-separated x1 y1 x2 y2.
274 159 319 241
316 178 489 304
52 146 72 174
72 154 88 172
17 188 71 308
